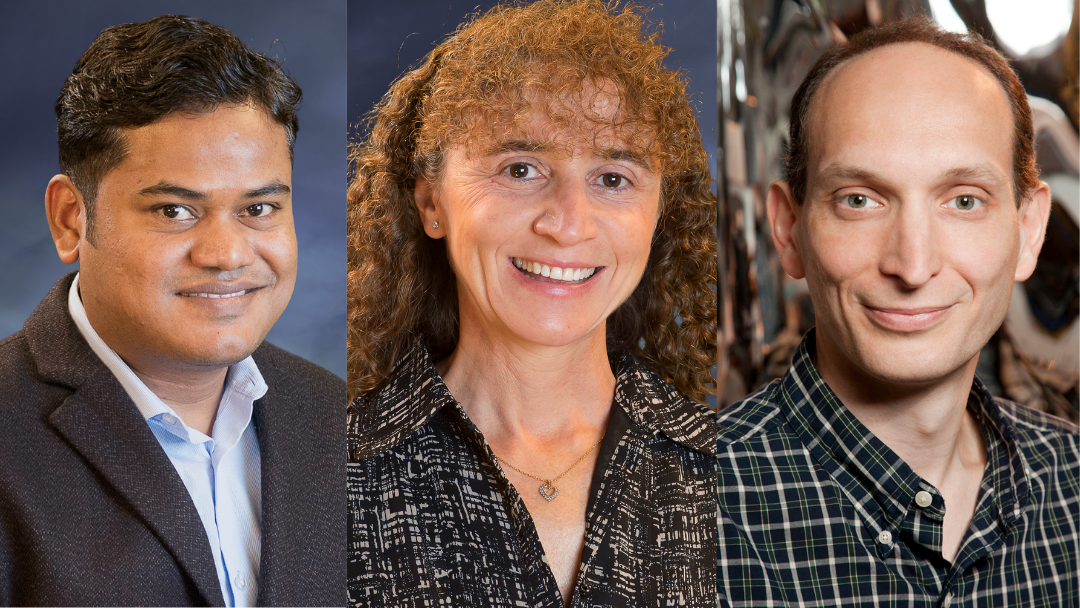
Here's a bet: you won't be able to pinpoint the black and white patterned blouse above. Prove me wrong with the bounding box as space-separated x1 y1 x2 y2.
347 339 716 607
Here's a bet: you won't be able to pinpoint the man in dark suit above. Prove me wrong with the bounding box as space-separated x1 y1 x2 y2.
0 16 343 606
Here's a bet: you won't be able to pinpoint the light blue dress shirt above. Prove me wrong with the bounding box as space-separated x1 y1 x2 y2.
68 273 264 607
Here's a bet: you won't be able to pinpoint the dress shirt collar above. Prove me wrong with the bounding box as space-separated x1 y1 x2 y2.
780 329 1033 545
350 337 715 459
67 272 267 446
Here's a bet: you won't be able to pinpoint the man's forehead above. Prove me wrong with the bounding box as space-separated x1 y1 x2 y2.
811 42 1010 127
805 42 1014 183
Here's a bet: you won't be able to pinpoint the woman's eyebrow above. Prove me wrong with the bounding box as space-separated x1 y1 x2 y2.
603 148 651 169
483 140 549 156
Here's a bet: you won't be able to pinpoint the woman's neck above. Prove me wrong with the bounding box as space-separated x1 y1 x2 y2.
438 322 615 442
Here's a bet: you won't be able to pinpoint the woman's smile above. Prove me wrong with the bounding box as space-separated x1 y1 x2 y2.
511 257 600 284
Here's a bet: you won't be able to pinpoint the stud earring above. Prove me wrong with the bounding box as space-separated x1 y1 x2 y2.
432 221 439 228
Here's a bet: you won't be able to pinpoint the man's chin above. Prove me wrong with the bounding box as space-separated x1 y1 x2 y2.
853 347 980 389
162 336 268 370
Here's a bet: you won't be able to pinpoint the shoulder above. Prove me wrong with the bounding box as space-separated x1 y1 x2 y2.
0 329 30 371
252 341 345 405
0 329 51 408
613 352 716 455
993 396 1079 468
348 339 454 460
717 379 787 450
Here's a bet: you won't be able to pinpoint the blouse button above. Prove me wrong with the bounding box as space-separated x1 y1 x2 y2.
877 530 893 545
915 491 933 508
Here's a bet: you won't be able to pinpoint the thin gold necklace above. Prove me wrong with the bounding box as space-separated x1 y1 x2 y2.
492 434 605 502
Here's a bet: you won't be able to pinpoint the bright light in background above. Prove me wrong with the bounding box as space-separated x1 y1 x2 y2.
928 0 969 34
987 0 1074 56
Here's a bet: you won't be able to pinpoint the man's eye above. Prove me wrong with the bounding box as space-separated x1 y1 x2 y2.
159 205 194 220
245 203 275 217
842 194 881 209
946 195 983 211
504 163 539 179
598 173 628 189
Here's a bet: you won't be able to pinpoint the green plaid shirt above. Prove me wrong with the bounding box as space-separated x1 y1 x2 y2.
717 330 1079 607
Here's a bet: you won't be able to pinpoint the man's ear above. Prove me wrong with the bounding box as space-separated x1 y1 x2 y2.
45 175 87 265
1014 181 1052 282
766 180 806 279
413 178 445 238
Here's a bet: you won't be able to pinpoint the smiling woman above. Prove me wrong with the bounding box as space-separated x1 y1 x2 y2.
346 0 717 606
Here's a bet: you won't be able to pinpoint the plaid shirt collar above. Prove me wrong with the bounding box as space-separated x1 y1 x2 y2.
782 330 1033 562
351 337 714 459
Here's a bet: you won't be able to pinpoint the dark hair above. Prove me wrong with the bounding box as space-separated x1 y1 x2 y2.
785 14 1037 206
347 0 717 402
56 15 302 236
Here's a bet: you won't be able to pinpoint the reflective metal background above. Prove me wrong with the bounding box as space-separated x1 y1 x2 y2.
718 0 1079 422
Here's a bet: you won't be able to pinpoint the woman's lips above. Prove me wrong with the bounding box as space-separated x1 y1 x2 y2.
865 305 953 332
512 257 598 283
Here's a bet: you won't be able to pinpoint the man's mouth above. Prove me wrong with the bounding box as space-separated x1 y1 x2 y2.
177 282 263 299
179 290 251 299
512 257 598 283
865 304 954 332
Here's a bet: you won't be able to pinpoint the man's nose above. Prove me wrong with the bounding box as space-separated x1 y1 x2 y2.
879 202 942 288
532 178 599 246
189 214 257 271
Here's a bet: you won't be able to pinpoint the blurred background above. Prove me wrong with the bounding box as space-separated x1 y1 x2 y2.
717 0 1079 422
0 0 346 378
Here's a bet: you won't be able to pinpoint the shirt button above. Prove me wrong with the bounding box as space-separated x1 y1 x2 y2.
943 591 954 607
915 490 933 508
162 414 176 425
234 573 246 591
877 530 893 545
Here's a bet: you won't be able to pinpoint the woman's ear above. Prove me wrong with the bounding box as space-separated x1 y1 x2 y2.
413 178 445 238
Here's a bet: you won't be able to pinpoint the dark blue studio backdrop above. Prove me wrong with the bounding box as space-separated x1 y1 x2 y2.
348 0 717 173
0 0 346 378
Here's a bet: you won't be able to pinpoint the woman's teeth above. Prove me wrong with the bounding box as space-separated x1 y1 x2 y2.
512 257 597 282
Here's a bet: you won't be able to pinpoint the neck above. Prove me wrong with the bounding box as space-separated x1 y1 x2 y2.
814 331 984 488
123 357 228 436
439 318 615 443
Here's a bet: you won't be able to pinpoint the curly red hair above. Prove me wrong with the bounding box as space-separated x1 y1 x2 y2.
347 0 716 402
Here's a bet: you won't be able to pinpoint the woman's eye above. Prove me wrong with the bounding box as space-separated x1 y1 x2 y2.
598 173 627 189
158 205 194 220
946 195 983 211
505 163 538 179
245 203 275 217
842 194 881 209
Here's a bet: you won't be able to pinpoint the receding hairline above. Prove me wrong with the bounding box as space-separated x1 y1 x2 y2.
803 41 1018 192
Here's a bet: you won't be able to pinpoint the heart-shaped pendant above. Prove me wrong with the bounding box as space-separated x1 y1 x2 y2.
538 481 559 501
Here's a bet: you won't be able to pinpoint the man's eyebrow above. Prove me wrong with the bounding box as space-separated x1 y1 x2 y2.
137 183 207 200
244 182 291 198
135 182 291 200
815 163 1009 187
814 165 880 184
938 164 1007 185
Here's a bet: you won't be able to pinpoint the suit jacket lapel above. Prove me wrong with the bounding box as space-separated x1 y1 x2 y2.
252 344 345 606
28 273 224 606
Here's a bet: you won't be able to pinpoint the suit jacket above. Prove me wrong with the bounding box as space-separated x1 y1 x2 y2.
0 273 345 606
